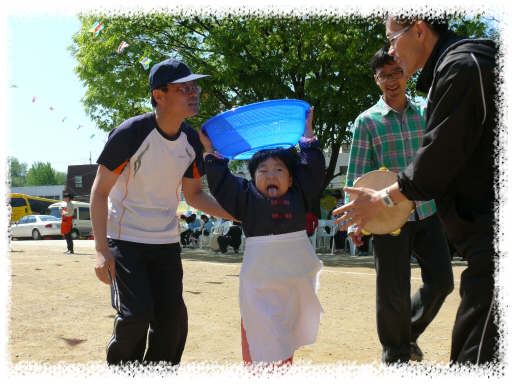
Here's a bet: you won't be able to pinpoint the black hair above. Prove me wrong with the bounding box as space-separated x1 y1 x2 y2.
248 147 298 180
370 45 395 74
185 216 195 224
180 214 186 220
150 84 169 108
200 214 208 220
63 193 74 199
390 14 449 37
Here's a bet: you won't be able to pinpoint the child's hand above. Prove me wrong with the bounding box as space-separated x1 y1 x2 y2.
304 108 314 138
199 129 216 153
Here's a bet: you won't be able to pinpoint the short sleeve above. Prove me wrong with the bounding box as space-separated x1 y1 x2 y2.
182 125 206 179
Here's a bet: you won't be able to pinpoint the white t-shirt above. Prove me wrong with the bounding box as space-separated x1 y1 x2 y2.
97 112 205 244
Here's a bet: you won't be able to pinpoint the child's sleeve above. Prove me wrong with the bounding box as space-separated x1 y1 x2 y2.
295 139 326 211
204 154 249 222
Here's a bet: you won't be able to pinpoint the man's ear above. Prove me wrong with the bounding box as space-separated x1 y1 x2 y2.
415 20 428 43
288 175 293 187
152 89 161 104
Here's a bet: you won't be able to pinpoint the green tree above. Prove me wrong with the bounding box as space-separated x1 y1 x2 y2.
25 162 62 186
56 171 68 185
8 157 28 187
69 12 493 216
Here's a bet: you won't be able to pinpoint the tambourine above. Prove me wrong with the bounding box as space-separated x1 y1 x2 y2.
348 169 414 236
209 234 222 252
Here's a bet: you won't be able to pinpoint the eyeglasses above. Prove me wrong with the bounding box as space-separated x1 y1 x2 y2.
170 85 202 94
376 70 404 82
387 23 414 45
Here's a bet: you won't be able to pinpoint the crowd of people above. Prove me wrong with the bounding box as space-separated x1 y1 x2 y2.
88 14 499 374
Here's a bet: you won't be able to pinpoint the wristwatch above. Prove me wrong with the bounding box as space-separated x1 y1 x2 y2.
381 189 395 207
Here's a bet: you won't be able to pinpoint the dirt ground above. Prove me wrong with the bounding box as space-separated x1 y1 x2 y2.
6 239 468 371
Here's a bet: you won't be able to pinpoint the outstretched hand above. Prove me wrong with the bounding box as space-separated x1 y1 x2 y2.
199 129 216 153
333 186 386 236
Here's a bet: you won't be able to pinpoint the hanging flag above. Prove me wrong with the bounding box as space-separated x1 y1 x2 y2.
103 140 107 144
62 117 67 123
11 85 19 88
77 124 83 130
89 22 104 36
139 56 152 70
90 134 96 139
117 41 130 53
50 107 55 110
32 97 37 103
201 93 210 102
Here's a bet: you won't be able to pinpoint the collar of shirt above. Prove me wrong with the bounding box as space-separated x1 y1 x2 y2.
376 96 421 117
416 30 462 94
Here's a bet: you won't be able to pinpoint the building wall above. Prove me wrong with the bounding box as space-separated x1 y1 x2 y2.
65 164 99 202
9 185 66 200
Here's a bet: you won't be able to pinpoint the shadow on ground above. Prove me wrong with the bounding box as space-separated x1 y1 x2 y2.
181 246 468 270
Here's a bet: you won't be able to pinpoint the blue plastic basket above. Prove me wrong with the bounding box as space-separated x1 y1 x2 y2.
201 99 310 160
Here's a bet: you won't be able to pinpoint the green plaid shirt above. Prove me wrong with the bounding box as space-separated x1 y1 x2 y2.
345 97 436 233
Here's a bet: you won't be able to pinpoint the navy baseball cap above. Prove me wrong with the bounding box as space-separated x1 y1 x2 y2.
149 59 211 91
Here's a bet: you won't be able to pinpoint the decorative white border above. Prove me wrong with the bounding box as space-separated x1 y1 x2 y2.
1 0 510 381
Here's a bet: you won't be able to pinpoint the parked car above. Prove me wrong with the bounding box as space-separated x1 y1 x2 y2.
11 215 63 240
45 202 92 240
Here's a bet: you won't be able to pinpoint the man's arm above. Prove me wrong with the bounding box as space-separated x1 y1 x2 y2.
90 164 120 285
182 177 236 221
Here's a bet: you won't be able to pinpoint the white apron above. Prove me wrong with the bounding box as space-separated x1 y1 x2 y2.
239 230 324 364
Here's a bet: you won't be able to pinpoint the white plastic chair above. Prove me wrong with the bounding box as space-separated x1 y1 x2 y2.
315 220 326 250
240 233 246 251
320 220 336 254
345 236 357 255
212 220 222 234
199 227 212 250
309 226 318 249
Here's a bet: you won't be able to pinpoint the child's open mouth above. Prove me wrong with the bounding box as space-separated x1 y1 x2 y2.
267 185 279 198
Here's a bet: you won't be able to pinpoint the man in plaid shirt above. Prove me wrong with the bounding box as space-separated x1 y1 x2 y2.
345 45 454 365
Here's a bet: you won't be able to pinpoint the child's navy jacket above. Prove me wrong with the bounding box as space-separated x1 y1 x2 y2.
205 140 326 238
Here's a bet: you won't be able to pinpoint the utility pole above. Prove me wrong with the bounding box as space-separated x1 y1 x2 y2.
89 151 92 165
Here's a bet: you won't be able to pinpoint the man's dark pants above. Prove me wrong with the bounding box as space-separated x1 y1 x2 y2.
106 239 187 366
217 227 242 253
450 232 497 365
372 213 454 364
64 232 74 252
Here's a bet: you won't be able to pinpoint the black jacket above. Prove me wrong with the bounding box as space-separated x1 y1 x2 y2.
397 31 498 255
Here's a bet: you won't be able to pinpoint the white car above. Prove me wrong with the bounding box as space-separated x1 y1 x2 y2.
11 215 63 240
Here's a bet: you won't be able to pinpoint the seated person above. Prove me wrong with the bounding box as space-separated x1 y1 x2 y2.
180 216 196 246
217 221 243 254
190 214 213 245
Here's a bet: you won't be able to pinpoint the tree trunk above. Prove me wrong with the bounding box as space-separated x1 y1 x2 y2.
311 141 342 219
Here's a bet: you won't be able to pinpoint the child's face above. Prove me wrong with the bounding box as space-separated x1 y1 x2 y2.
254 157 293 199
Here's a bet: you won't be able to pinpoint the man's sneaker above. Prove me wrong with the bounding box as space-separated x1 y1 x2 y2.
410 342 423 362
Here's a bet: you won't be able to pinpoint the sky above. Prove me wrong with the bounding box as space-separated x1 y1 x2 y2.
5 14 110 173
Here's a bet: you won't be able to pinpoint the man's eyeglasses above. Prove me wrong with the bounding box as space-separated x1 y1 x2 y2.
170 85 202 94
376 70 404 82
387 23 414 44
